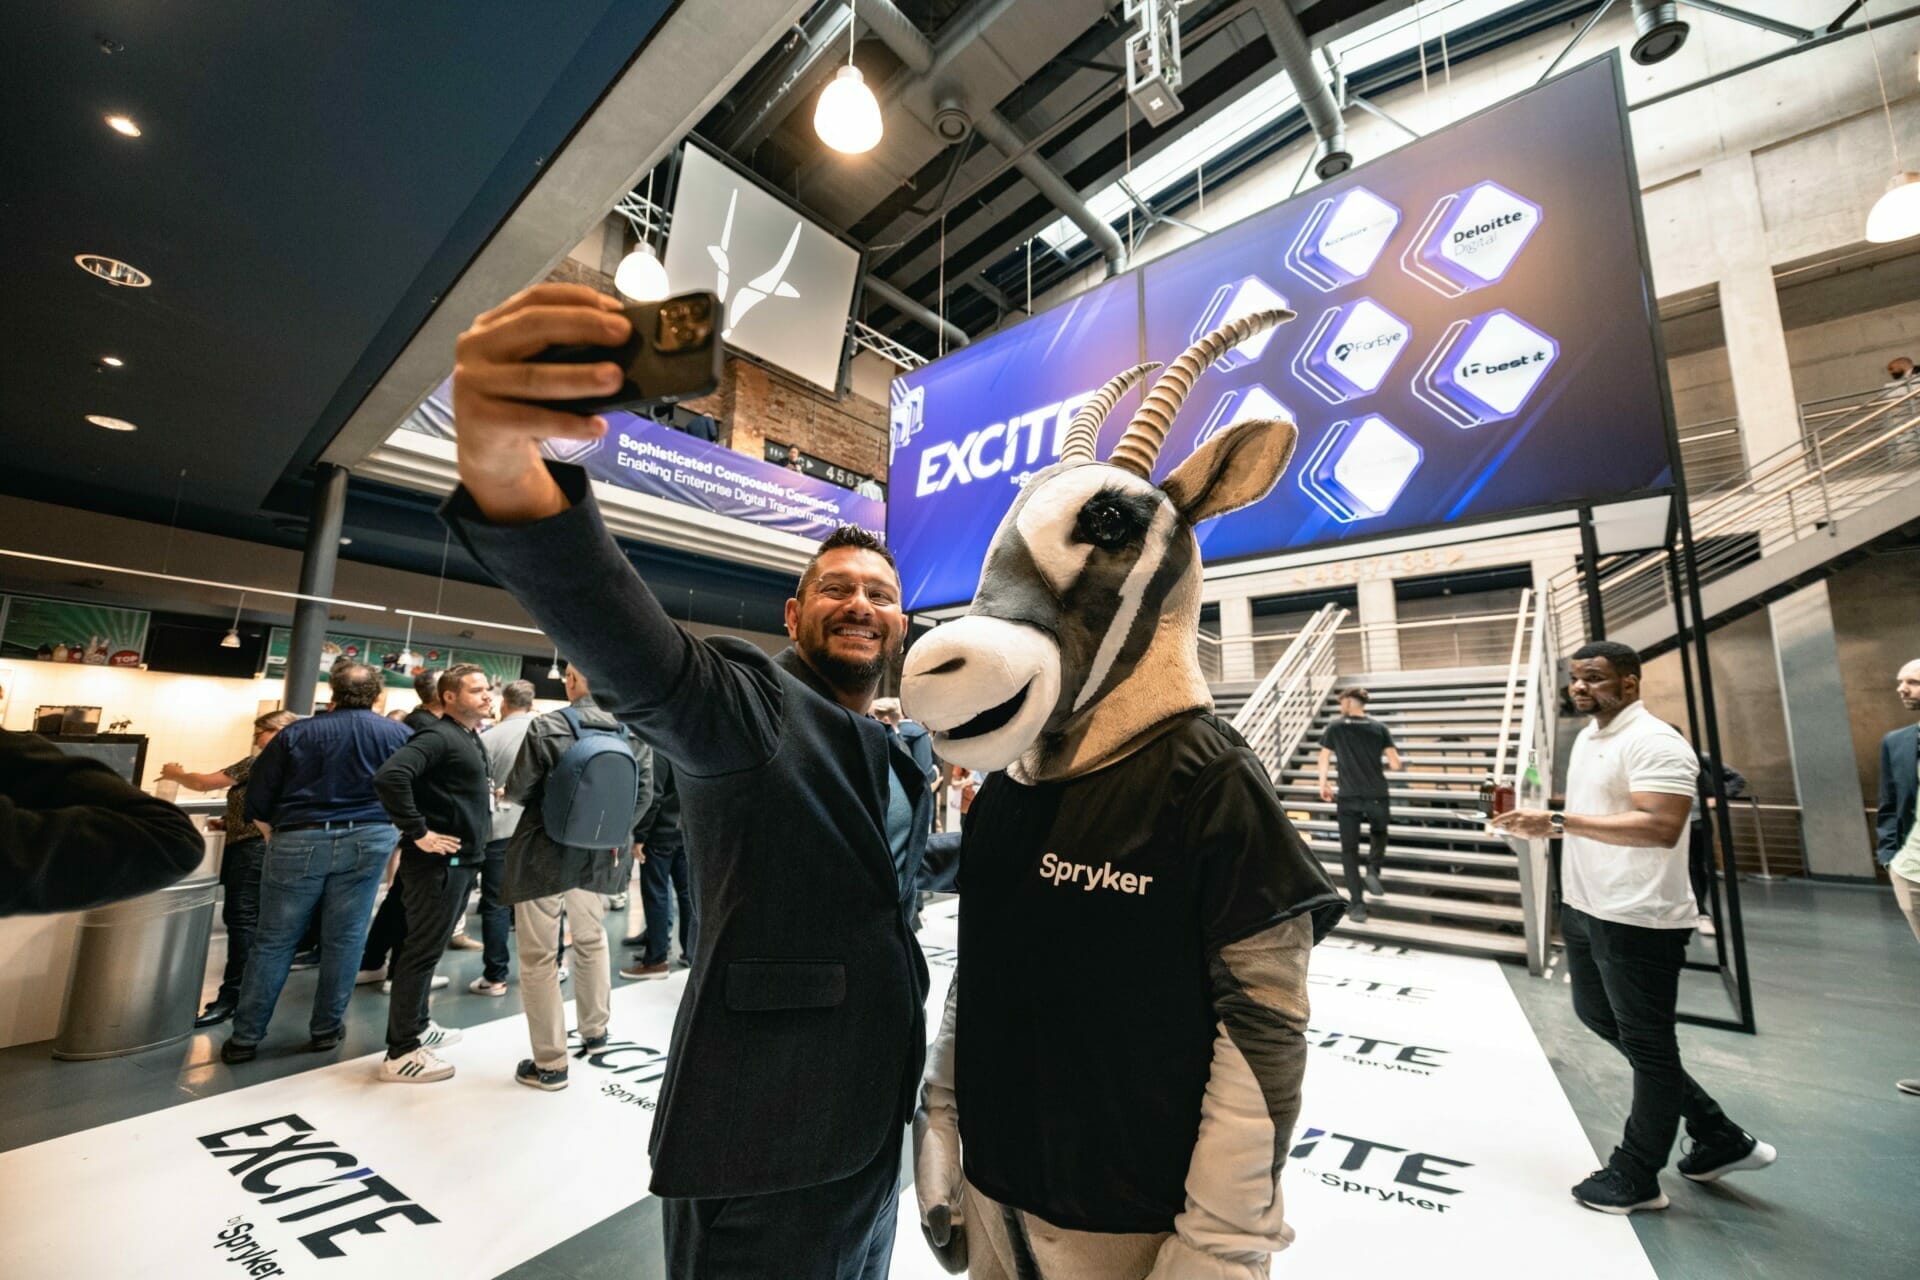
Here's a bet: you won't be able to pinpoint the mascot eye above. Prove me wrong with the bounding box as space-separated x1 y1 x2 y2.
1074 493 1140 552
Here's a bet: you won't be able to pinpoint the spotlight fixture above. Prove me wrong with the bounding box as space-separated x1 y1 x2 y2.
105 113 141 137
85 414 137 432
1863 15 1920 244
616 170 672 302
100 355 125 367
1629 1 1688 66
1125 0 1186 127
74 253 151 287
814 0 882 154
220 592 246 649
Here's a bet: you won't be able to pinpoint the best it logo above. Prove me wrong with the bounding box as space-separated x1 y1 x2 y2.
1290 1127 1473 1214
198 1114 438 1260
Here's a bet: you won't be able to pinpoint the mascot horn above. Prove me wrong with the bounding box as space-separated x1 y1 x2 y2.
903 308 1346 1279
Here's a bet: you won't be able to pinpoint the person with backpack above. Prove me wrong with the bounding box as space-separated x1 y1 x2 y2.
502 661 654 1091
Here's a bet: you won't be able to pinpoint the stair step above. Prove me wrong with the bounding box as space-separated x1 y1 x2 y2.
1354 891 1524 923
1286 800 1495 826
1330 915 1529 959
1295 753 1509 772
1281 769 1486 787
1280 784 1485 804
1293 818 1510 847
1313 708 1509 722
1320 697 1512 712
1311 859 1520 895
1303 837 1516 869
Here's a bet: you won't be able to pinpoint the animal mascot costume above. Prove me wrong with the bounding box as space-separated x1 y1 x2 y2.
903 309 1345 1280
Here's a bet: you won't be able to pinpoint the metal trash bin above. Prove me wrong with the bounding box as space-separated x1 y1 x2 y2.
52 875 217 1060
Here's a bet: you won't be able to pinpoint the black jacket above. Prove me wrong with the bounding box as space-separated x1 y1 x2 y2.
500 695 654 904
1879 724 1918 865
1 729 204 916
373 715 492 867
446 465 933 1199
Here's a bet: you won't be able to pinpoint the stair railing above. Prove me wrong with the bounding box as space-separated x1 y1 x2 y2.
1231 602 1347 779
1491 587 1533 788
1499 584 1559 976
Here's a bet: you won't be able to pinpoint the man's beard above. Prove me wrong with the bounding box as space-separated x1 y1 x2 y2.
806 641 896 692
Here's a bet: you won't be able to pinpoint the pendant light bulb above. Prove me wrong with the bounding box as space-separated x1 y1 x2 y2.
548 646 562 681
1866 171 1920 243
615 244 670 301
397 617 418 670
220 592 245 648
815 5 881 155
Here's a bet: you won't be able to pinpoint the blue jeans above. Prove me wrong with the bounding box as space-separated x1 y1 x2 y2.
640 839 694 965
231 824 394 1045
480 838 513 983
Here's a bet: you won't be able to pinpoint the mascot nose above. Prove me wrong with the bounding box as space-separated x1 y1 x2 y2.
903 617 1061 772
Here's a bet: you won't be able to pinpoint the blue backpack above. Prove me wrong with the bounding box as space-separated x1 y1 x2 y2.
541 708 640 849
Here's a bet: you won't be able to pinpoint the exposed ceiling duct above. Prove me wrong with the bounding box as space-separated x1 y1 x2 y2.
860 0 1128 274
865 274 970 349
1251 0 1352 178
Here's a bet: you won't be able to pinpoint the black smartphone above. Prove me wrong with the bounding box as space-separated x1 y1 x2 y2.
534 291 724 415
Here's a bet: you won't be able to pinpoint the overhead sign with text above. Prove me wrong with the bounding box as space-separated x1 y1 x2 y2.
663 140 863 395
887 56 1670 612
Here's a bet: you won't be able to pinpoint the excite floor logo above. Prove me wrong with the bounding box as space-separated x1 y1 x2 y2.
1190 275 1290 370
1286 187 1401 292
1412 309 1559 429
1196 383 1292 448
1292 298 1410 404
1307 971 1435 1003
1290 1127 1473 1214
1298 414 1423 523
1308 1025 1451 1076
197 1114 439 1260
1402 180 1542 298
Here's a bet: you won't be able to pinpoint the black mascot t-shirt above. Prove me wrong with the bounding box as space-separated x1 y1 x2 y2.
955 712 1342 1234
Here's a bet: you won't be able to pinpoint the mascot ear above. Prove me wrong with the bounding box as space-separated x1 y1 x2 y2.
1160 417 1298 525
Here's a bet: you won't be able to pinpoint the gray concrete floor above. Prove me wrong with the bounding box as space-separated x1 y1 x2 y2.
2 881 1915 1278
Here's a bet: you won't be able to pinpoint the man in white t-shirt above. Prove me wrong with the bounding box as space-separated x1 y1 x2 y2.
1494 640 1774 1214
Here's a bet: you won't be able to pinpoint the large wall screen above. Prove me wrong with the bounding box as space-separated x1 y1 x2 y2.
664 141 862 394
887 57 1671 612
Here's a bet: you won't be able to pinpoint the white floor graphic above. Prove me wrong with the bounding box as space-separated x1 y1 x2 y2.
0 906 1647 1278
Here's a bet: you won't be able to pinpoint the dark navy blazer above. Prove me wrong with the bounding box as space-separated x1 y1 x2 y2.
446 464 934 1198
1878 723 1918 865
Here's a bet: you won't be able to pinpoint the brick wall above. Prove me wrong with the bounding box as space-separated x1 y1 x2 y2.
541 260 890 484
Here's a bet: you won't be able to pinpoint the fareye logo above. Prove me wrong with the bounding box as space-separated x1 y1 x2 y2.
198 1114 438 1260
911 391 1100 496
1037 851 1154 895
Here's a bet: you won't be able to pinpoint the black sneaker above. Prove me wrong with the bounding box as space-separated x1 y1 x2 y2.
1347 900 1370 924
1677 1130 1776 1182
1364 873 1386 897
515 1058 569 1091
308 1029 344 1052
1572 1166 1668 1214
578 1032 610 1054
290 949 321 971
220 1039 257 1065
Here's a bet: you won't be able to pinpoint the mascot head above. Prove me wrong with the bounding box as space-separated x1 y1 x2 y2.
902 309 1298 783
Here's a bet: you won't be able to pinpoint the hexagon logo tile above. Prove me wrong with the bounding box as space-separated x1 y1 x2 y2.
1412 309 1559 429
540 435 604 464
1286 187 1402 292
1292 298 1412 404
1298 413 1423 522
1196 382 1293 447
1402 181 1543 298
1190 274 1290 370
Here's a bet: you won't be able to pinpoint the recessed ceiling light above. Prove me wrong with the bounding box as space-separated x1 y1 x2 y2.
74 254 151 287
338 536 353 546
105 114 141 137
85 414 138 432
101 355 125 368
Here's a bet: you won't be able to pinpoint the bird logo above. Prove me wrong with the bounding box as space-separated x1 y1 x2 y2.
708 188 802 339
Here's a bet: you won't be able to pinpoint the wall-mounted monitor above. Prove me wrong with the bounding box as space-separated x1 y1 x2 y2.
886 56 1673 613
663 140 863 395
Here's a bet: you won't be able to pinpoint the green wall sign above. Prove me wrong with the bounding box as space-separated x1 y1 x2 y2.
0 595 150 666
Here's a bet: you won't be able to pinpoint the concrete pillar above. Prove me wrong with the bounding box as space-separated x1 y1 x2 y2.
1768 581 1874 878
1219 595 1255 682
1701 155 1802 463
1357 577 1399 673
284 465 350 716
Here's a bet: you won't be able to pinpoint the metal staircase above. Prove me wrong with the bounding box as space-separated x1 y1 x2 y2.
1278 669 1528 960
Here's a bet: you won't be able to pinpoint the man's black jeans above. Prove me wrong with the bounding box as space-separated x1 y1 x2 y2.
1561 906 1737 1181
479 838 513 983
1335 797 1390 904
640 840 696 966
213 838 266 1007
385 858 477 1057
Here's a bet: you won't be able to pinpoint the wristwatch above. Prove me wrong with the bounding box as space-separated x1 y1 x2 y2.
1549 811 1566 836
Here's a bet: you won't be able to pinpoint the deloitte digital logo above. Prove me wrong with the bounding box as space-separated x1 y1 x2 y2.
1298 414 1423 524
198 1114 439 1261
1189 275 1289 371
1292 298 1410 404
1286 187 1401 293
1413 309 1559 430
1403 180 1542 298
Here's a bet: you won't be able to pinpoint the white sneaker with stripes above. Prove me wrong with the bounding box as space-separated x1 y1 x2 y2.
379 1047 453 1083
419 1021 463 1048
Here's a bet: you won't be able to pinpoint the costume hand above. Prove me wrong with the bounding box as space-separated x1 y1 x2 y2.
913 1096 968 1273
1490 808 1555 839
451 283 630 523
1318 782 1333 803
416 831 462 855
